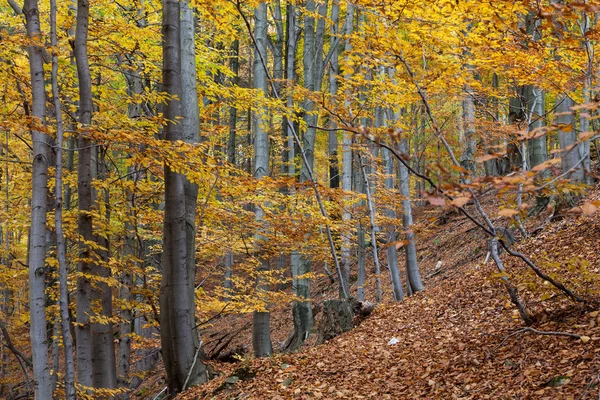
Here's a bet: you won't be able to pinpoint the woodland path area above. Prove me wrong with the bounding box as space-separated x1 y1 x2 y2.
136 185 600 400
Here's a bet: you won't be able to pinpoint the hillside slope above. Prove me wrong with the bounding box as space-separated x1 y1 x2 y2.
164 186 600 400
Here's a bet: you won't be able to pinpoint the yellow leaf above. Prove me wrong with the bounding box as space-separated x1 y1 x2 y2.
580 336 591 343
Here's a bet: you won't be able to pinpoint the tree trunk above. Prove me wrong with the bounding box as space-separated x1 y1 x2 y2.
557 95 584 182
50 0 76 396
23 0 53 396
398 138 424 294
340 3 355 300
22 0 53 396
360 156 382 303
382 147 404 301
160 0 207 393
460 84 477 174
74 0 96 388
328 1 340 189
251 2 273 358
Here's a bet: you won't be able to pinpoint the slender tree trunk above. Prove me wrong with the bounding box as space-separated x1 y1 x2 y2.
50 0 76 396
228 39 239 167
23 0 53 395
460 84 477 174
251 2 273 358
397 137 424 293
359 155 382 303
92 150 118 389
23 0 53 396
340 3 355 300
285 3 298 177
382 147 404 301
557 95 584 182
328 1 340 189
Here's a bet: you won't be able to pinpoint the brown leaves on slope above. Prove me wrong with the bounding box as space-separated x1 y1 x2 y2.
177 188 600 400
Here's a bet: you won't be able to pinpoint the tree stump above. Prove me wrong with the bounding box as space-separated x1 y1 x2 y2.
316 299 354 344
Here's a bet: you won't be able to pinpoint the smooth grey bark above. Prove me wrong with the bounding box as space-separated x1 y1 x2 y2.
359 156 382 303
160 0 207 393
382 147 404 302
353 149 366 302
525 86 546 169
271 1 284 100
92 153 118 390
74 0 95 389
251 2 273 358
460 84 477 174
328 1 340 189
50 0 75 396
397 137 424 294
340 3 355 300
284 3 297 177
522 14 547 172
484 73 501 176
579 11 594 185
180 2 202 357
228 38 239 167
24 0 52 395
556 95 584 182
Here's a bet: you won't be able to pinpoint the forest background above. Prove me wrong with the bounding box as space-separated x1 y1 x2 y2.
0 0 600 398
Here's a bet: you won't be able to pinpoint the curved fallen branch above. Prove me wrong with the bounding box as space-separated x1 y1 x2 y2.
492 327 582 356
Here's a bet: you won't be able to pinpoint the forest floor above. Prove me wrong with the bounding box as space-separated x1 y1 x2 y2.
141 183 600 400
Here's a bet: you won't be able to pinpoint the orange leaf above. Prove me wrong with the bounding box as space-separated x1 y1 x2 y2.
498 208 519 217
451 197 470 207
581 202 598 216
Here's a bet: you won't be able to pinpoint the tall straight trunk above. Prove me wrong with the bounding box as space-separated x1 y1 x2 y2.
556 95 584 182
74 0 96 388
284 3 297 177
92 151 117 389
160 0 207 393
484 73 501 176
524 14 547 171
300 0 317 181
580 10 594 185
382 146 404 301
24 0 52 396
228 38 239 167
525 85 546 169
397 138 424 294
181 0 202 341
507 89 525 171
359 156 382 303
50 0 75 396
461 84 476 174
328 1 340 188
251 2 273 358
340 3 355 299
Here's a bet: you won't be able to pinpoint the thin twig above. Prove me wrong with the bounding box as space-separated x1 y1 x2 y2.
182 340 203 391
